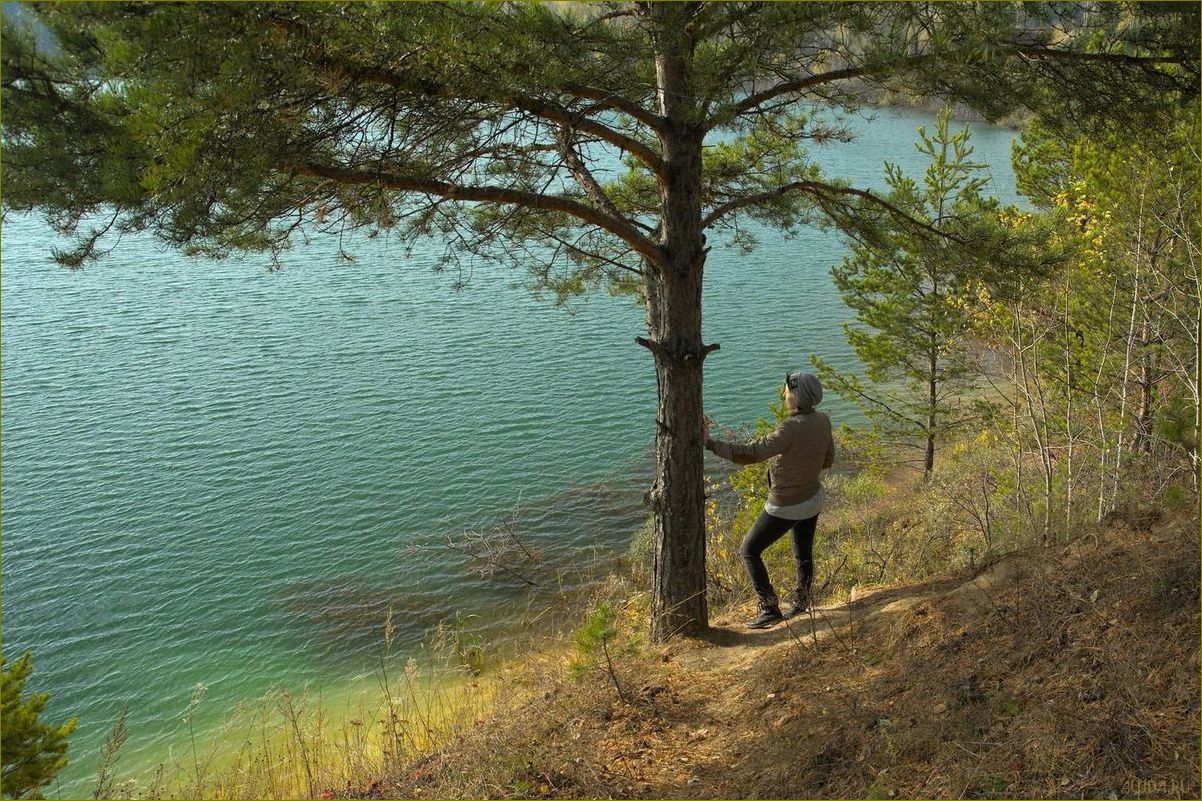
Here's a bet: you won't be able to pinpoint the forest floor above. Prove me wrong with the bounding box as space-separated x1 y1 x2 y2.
368 508 1199 800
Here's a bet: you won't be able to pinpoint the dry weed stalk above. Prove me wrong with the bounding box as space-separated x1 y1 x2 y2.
92 707 128 800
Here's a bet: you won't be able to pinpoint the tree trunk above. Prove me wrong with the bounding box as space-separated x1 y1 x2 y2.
925 352 937 478
1093 275 1122 523
1063 277 1074 534
1194 268 1200 491
644 4 711 642
1014 306 1054 546
1134 236 1166 454
1112 189 1145 510
924 250 941 480
1134 313 1154 453
644 262 708 641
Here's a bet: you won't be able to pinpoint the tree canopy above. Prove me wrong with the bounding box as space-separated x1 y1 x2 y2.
4 2 1196 277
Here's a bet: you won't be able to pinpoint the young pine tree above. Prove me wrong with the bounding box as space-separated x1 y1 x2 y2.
814 108 998 479
1 652 78 800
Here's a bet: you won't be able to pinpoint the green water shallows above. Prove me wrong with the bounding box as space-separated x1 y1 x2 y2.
0 106 1020 796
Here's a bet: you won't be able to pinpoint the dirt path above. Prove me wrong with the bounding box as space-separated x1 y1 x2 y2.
599 569 989 798
670 570 970 673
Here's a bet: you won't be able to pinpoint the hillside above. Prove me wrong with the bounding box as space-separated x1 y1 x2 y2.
376 509 1199 800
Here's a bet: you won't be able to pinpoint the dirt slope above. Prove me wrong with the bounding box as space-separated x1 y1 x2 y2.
387 510 1200 800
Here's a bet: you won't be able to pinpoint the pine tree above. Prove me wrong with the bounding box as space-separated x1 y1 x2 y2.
814 107 1002 478
1 652 78 800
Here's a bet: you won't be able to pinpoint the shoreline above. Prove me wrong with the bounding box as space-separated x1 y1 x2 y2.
870 91 1031 130
68 551 621 800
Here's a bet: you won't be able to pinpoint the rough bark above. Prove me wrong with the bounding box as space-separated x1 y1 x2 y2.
643 4 712 641
644 259 708 641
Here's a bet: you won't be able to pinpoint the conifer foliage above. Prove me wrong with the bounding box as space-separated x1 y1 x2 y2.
1 652 78 800
815 107 1030 478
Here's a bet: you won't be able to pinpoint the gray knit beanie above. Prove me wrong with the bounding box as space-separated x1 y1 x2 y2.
786 371 823 412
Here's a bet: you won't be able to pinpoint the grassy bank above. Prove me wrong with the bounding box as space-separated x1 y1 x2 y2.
386 505 1198 800
82 627 506 800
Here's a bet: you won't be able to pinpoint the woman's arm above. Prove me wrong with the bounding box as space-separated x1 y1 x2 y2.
705 420 793 465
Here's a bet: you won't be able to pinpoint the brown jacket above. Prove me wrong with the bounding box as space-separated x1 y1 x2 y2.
707 410 834 506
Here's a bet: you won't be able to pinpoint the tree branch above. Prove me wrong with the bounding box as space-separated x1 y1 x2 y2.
533 222 644 278
1003 44 1194 66
263 12 667 177
344 65 667 179
556 123 627 222
702 179 957 243
561 82 664 132
710 42 1195 130
635 337 720 364
709 55 933 129
505 93 666 179
291 159 664 265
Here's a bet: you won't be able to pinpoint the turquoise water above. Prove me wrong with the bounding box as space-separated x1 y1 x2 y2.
1 106 1020 796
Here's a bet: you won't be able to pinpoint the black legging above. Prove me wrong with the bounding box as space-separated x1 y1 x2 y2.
738 510 817 608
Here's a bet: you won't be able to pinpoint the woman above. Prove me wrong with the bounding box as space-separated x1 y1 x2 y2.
702 371 835 629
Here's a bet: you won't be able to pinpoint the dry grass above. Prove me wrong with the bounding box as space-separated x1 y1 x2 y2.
701 507 1200 800
92 619 513 800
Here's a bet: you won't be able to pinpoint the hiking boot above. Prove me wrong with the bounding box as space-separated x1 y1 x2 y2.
745 604 783 629
783 599 810 619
